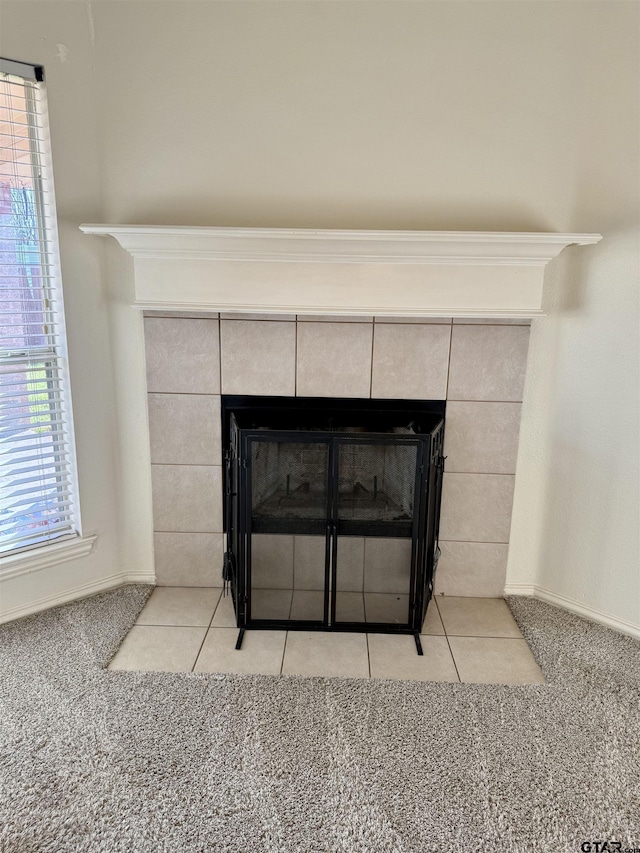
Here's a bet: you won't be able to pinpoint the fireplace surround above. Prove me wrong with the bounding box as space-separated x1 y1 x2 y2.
222 395 445 652
78 225 602 634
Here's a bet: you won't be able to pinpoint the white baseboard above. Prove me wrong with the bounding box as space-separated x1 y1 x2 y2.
125 572 156 585
0 572 154 625
504 583 640 641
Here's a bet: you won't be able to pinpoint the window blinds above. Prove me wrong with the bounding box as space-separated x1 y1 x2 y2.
0 61 78 556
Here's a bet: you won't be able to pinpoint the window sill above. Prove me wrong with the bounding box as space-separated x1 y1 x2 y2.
0 535 97 582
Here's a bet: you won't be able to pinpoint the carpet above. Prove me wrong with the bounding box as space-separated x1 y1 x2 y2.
0 586 638 853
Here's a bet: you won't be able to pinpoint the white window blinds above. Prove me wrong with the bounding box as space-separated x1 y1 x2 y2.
0 60 79 556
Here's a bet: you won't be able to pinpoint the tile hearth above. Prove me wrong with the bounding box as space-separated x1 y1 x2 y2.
108 588 544 685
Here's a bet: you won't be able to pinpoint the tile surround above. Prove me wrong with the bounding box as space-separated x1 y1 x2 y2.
296 322 373 398
153 532 223 587
151 465 223 533
435 541 508 598
144 317 220 394
444 401 522 474
447 325 530 402
371 323 450 399
145 315 532 598
251 534 294 589
221 320 296 395
439 473 516 544
148 394 221 465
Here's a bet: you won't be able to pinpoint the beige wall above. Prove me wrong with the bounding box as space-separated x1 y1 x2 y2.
0 1 638 631
0 1 127 619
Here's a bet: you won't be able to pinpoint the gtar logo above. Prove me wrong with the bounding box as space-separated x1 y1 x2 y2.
580 844 622 852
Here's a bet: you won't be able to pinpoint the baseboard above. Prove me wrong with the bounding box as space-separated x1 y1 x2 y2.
504 583 640 641
0 572 154 625
125 572 156 585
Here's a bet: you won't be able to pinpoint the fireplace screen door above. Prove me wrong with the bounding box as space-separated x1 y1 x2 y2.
223 396 445 653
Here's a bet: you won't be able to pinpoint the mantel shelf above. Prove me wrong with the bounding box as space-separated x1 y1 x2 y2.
80 224 602 318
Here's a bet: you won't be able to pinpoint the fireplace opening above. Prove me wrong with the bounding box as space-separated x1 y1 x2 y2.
221 396 445 655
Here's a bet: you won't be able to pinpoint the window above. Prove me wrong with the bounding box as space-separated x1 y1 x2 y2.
0 58 79 557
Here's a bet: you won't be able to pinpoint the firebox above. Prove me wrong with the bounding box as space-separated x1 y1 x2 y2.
221 396 445 655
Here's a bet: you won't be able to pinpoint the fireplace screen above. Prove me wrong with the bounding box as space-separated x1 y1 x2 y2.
222 396 445 654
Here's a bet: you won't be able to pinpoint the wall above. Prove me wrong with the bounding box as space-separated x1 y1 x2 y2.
0 1 637 633
0 1 134 621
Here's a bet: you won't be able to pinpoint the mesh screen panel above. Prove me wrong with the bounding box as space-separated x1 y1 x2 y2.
251 440 329 521
337 442 417 523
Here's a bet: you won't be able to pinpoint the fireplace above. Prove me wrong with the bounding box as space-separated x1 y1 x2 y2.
77 225 602 646
222 396 445 653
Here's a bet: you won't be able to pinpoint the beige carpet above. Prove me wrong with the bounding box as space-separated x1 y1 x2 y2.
0 586 638 852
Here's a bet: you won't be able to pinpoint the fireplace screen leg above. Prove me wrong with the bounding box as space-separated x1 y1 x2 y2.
235 629 245 651
414 634 423 656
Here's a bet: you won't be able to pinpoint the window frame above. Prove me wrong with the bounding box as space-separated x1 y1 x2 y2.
0 57 84 566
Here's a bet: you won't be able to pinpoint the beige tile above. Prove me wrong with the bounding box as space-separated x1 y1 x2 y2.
375 317 452 324
220 320 296 395
447 325 530 401
335 592 366 622
136 587 220 627
298 314 373 322
436 596 522 638
368 634 459 682
336 537 364 591
448 636 544 685
297 322 373 398
154 533 224 587
290 590 325 621
439 473 515 543
251 534 294 589
294 535 326 590
194 628 286 675
452 318 531 325
151 465 223 532
364 593 410 624
421 601 445 635
148 394 221 465
434 541 508 597
363 537 412 594
108 625 206 672
251 589 293 620
219 312 295 321
211 592 237 627
444 401 522 474
282 631 369 678
371 323 450 399
144 318 220 394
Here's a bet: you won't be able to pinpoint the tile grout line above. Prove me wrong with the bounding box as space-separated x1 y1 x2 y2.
190 594 221 672
369 318 375 399
217 317 223 396
280 631 289 676
190 624 212 673
294 317 298 396
444 321 453 400
433 596 462 683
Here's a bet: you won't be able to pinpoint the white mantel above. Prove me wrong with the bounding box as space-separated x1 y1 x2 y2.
80 225 602 317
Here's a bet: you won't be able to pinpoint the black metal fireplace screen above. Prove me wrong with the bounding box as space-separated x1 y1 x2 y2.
222 396 445 654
